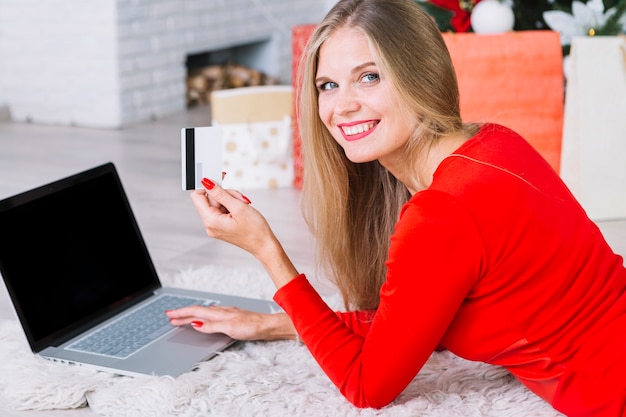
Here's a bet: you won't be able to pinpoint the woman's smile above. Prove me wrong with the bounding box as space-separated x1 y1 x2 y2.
338 120 379 141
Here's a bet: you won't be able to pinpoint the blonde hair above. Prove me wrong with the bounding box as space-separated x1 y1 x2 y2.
298 0 474 310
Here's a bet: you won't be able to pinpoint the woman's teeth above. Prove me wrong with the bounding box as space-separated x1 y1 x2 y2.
342 122 376 136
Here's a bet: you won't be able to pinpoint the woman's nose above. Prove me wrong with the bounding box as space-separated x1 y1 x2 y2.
333 87 360 115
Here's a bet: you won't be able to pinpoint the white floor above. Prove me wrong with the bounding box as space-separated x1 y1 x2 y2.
1 106 625 417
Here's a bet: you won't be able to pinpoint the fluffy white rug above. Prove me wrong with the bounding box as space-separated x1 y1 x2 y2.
0 265 564 417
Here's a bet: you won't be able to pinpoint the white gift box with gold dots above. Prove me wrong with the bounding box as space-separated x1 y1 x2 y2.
210 85 294 189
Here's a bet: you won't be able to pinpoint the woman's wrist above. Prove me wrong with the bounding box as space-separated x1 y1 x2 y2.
256 238 300 290
263 312 299 341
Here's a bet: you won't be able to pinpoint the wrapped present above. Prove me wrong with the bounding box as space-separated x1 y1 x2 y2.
560 36 626 220
442 30 564 173
292 25 317 189
210 85 293 189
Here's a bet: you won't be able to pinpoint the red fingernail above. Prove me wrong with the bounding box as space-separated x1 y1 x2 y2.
191 321 203 327
241 194 251 204
201 178 215 190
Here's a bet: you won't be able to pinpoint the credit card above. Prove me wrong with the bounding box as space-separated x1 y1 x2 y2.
181 126 223 190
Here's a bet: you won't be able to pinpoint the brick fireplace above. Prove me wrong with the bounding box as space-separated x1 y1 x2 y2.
0 0 327 128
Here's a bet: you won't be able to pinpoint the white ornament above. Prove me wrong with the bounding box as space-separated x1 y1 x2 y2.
470 0 515 34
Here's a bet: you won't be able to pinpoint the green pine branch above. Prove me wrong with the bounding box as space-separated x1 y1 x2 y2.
596 0 626 35
415 2 455 32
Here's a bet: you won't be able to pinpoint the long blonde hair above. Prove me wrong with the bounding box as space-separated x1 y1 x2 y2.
298 0 472 310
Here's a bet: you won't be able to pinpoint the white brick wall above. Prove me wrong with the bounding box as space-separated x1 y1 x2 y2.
0 0 326 128
0 0 120 127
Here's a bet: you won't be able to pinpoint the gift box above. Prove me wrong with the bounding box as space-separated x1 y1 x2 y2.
560 36 626 220
210 85 293 189
291 27 564 188
292 25 315 190
442 31 564 173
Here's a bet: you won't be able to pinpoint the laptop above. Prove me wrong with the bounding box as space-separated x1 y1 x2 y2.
0 162 279 377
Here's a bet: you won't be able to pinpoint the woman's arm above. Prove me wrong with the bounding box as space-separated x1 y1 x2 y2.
167 179 301 341
274 194 484 408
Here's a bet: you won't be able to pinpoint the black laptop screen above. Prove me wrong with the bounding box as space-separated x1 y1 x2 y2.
0 163 160 351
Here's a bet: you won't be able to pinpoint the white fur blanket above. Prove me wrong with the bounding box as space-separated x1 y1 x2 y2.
0 266 563 417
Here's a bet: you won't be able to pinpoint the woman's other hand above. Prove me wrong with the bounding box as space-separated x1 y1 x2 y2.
166 306 297 341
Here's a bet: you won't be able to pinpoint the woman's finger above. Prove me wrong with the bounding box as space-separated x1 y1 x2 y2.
193 179 251 213
200 178 240 212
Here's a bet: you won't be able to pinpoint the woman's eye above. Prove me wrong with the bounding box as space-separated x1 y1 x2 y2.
362 73 379 84
318 81 338 91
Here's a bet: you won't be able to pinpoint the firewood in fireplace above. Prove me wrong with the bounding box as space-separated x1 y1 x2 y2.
186 62 279 107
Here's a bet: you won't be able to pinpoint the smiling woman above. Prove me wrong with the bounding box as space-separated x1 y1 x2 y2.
166 0 626 415
297 0 477 310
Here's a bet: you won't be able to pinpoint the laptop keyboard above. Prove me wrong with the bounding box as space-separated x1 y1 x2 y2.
67 294 217 359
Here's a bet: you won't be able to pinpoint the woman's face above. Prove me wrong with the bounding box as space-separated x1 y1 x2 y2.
316 27 416 166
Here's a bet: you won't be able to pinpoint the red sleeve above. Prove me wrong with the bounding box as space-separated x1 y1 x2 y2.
333 310 376 338
334 310 446 350
274 191 485 408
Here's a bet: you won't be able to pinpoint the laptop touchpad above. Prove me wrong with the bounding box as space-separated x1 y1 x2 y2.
167 329 232 346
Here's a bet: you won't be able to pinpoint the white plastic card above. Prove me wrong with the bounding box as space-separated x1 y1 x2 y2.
181 126 223 190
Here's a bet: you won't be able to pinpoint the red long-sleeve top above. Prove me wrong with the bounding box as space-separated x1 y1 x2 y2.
274 124 626 416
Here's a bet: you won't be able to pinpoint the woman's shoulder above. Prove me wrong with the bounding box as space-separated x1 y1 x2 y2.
459 123 528 152
441 123 555 180
423 121 574 224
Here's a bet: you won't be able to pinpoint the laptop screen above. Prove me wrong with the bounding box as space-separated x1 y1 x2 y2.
0 163 161 351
